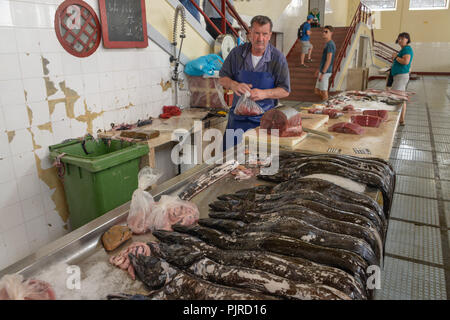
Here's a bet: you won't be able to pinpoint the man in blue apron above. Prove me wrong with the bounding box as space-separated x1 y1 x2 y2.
218 15 291 150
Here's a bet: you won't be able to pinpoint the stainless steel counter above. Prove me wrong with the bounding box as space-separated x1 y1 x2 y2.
0 161 217 296
0 150 381 299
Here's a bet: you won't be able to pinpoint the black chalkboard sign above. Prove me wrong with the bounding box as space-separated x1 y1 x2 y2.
99 0 148 48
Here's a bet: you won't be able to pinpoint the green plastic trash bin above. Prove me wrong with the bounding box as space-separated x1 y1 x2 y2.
49 138 149 230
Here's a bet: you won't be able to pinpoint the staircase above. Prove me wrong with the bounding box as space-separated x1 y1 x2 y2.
285 27 349 102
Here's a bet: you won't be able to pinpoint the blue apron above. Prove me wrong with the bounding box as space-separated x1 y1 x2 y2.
223 69 276 149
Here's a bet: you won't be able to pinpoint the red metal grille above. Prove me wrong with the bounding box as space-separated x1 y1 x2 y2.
54 0 101 58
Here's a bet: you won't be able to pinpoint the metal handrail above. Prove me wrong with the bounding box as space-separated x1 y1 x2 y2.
187 0 249 38
329 2 367 88
328 1 400 88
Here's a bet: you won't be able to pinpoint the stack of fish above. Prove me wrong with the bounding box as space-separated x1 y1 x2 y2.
108 153 395 300
327 89 412 108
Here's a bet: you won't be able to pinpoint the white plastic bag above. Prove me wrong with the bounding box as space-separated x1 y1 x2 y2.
127 167 162 234
234 91 264 116
149 195 199 232
0 274 55 300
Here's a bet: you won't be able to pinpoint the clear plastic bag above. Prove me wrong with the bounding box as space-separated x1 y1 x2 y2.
234 91 264 116
127 167 162 234
0 274 55 300
149 195 199 232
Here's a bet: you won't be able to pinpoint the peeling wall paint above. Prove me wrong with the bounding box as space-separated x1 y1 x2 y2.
38 122 53 133
27 106 33 126
58 81 81 119
7 131 15 143
34 153 69 223
41 56 50 76
76 100 105 134
44 77 58 97
27 127 42 150
159 79 172 91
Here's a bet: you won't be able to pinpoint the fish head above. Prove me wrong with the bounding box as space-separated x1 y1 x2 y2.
209 200 232 212
128 254 174 290
158 242 204 267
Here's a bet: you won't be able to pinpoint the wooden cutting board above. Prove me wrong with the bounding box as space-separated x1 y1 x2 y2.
244 114 329 149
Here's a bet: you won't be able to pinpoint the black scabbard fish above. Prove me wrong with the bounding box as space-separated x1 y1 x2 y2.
151 231 367 300
198 217 379 266
129 253 276 300
171 224 370 286
258 160 393 218
209 204 383 261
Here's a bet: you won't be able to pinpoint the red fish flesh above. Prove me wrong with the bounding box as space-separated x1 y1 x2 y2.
363 110 388 121
260 107 303 137
328 122 364 135
351 115 383 128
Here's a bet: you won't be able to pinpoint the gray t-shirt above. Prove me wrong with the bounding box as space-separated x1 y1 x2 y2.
319 40 336 74
203 0 234 23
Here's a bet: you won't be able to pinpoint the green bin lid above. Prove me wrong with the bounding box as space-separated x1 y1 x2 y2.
49 139 149 173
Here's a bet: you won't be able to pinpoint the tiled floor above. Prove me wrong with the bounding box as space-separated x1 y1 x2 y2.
281 76 450 300
373 76 449 300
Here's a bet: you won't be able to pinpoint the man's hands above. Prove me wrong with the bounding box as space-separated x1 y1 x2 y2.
391 53 398 60
231 82 253 96
220 77 288 101
314 70 323 82
249 89 267 101
231 82 268 101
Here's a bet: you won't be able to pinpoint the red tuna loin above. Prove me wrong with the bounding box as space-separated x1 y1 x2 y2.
351 115 383 128
260 107 303 137
363 110 388 121
328 122 364 135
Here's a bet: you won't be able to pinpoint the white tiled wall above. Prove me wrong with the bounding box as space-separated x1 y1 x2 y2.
0 0 190 270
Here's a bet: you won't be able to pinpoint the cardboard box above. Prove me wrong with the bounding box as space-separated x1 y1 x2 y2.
346 68 369 91
187 75 229 108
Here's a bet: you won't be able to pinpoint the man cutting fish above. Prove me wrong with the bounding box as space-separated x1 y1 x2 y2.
219 15 291 149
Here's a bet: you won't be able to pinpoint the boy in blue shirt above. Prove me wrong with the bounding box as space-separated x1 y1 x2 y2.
299 15 314 68
314 25 336 101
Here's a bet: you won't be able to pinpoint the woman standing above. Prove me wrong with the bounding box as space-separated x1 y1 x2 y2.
391 32 414 124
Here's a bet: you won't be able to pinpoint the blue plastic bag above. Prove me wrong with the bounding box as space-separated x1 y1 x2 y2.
184 54 224 76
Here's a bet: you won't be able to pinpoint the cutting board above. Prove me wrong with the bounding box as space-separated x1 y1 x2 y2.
244 114 329 149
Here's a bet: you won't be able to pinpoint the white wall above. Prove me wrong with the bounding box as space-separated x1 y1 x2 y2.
274 0 310 54
0 0 189 270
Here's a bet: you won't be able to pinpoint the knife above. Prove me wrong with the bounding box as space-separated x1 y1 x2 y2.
303 127 334 140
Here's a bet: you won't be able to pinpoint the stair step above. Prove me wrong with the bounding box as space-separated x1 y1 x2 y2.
286 26 350 100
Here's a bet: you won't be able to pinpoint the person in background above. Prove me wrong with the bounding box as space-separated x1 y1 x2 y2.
203 0 235 39
309 8 320 28
180 0 200 22
314 25 336 101
299 15 314 68
219 15 290 149
391 32 413 125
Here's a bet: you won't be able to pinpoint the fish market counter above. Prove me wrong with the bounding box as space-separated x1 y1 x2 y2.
98 108 228 168
292 105 403 161
0 150 393 300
